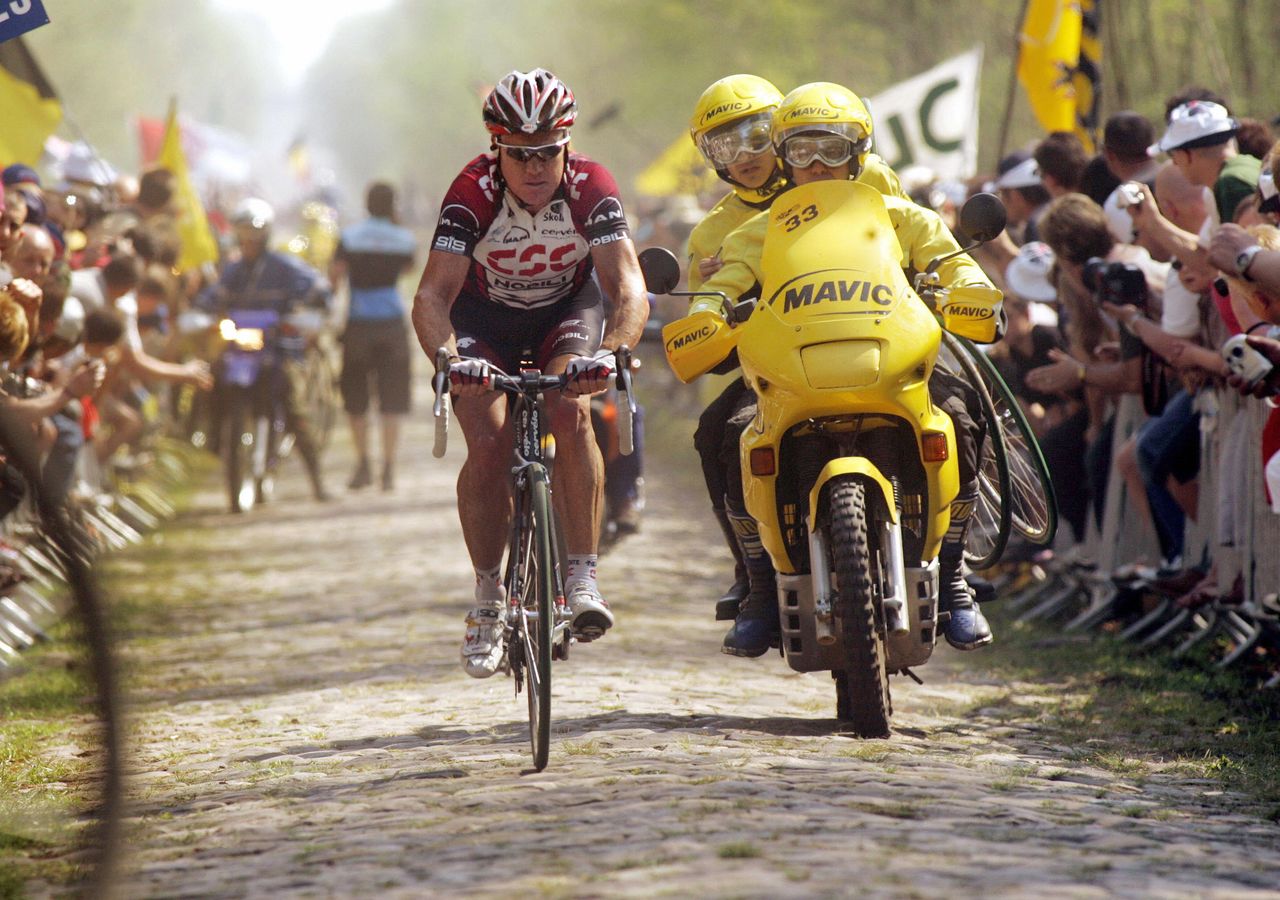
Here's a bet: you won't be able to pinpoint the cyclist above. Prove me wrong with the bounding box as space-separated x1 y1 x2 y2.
410 68 648 678
199 198 333 502
690 83 1002 657
687 75 911 623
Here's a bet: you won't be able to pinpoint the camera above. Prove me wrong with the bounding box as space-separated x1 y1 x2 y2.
1082 257 1149 309
1222 334 1276 393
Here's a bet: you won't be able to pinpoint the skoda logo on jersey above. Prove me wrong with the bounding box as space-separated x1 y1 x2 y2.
784 106 839 121
701 101 748 125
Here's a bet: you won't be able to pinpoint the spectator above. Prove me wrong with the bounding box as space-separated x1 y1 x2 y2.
994 154 1051 244
1099 111 1159 243
1034 131 1089 197
329 181 415 492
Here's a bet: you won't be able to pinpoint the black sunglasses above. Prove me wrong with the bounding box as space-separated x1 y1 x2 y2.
496 140 567 164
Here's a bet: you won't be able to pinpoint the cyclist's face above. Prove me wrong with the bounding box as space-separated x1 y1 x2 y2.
725 148 777 190
498 130 567 211
792 159 852 185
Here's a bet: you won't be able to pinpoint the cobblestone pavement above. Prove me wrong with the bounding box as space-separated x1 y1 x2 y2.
103 402 1280 899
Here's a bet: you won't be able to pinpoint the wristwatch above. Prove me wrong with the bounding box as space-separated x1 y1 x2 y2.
1235 245 1263 282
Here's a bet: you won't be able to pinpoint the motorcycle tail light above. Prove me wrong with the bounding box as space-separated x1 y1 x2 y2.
750 447 776 476
921 431 949 462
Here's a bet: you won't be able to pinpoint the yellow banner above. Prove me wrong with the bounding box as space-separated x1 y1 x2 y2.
1017 0 1087 146
157 101 219 272
635 133 720 198
0 38 61 164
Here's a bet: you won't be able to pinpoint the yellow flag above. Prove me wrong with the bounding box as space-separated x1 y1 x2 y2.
156 100 219 271
1017 0 1085 139
0 38 62 164
635 133 720 198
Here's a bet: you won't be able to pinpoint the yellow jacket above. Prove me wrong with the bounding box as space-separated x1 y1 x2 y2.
698 191 994 310
687 153 908 290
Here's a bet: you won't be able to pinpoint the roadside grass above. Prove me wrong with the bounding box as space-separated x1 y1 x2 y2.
980 607 1280 816
0 448 208 896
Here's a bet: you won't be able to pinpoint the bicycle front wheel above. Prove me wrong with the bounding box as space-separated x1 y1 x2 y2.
517 466 556 771
952 336 1058 546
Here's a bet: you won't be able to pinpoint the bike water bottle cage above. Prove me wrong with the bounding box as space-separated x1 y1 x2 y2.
698 113 774 168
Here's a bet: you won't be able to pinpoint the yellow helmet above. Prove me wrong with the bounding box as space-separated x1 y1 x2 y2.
772 82 874 174
690 74 784 145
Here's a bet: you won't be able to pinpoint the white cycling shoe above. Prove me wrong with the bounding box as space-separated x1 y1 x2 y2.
460 606 504 678
567 581 614 642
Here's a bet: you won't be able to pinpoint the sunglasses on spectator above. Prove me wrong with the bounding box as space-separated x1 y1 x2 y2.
496 135 569 163
698 114 774 168
782 135 863 169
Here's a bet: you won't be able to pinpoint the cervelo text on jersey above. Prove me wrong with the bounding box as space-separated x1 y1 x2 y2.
431 153 631 310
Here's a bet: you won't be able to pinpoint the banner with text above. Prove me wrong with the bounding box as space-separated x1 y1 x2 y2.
0 0 49 44
864 46 982 180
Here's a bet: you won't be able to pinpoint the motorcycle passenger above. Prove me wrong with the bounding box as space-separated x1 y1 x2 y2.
200 197 333 502
693 83 1001 657
687 75 910 622
410 68 648 678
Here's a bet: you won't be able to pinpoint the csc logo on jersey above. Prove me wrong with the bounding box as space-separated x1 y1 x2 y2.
485 242 579 277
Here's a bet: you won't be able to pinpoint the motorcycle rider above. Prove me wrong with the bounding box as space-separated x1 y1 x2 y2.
691 83 1001 657
410 69 648 678
687 75 910 621
199 197 333 502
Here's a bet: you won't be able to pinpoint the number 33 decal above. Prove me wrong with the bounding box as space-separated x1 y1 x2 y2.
783 204 819 232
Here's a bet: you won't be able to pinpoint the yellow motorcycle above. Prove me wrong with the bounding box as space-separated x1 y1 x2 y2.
643 180 1007 736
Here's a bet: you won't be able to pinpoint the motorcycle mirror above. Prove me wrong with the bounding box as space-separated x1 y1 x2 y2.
638 247 681 295
957 192 1007 244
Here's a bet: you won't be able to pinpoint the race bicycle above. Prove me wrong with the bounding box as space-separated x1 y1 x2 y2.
431 346 636 771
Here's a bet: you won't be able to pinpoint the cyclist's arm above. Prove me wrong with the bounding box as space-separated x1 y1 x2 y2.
591 239 648 351
411 249 471 359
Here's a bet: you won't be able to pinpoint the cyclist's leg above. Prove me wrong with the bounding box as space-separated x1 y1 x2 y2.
282 359 330 500
538 288 612 638
929 368 992 650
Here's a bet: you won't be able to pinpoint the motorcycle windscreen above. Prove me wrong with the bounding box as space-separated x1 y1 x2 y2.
759 180 912 323
222 350 261 387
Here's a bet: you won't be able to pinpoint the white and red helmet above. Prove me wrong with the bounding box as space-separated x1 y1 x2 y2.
483 68 578 136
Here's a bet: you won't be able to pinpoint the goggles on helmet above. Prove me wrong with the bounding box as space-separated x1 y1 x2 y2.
697 113 774 168
495 132 570 163
781 135 859 169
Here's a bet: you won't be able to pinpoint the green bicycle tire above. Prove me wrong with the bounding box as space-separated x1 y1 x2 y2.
523 466 555 771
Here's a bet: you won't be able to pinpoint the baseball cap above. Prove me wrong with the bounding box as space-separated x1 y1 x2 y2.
1005 241 1058 303
1151 101 1238 154
2 163 40 188
994 157 1042 190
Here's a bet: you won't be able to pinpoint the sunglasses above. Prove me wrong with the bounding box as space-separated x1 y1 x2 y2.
782 135 859 169
699 115 774 168
496 136 569 163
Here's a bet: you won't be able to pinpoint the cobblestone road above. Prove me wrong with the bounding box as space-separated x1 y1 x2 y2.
106 402 1280 899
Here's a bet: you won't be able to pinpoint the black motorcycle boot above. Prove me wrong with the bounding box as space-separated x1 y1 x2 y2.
713 506 749 621
939 493 992 650
721 511 780 657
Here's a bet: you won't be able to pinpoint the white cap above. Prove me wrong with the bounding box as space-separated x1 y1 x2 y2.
1005 241 1057 303
1150 101 1237 154
993 157 1041 190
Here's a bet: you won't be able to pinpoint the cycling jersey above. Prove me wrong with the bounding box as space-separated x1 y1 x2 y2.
431 152 631 311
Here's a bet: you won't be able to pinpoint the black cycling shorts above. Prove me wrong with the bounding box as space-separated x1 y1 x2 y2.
450 279 605 375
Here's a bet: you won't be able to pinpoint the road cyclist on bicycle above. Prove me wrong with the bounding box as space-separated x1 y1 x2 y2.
686 83 1004 657
411 68 648 679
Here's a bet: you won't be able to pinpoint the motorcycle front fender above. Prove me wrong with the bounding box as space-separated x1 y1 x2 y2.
806 458 898 528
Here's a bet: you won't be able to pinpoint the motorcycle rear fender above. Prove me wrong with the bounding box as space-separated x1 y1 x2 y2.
662 310 739 384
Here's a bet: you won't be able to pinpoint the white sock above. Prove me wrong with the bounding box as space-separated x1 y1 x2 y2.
565 554 598 588
474 565 504 606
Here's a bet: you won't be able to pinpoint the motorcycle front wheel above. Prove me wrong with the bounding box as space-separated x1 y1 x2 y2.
223 392 256 514
825 476 892 739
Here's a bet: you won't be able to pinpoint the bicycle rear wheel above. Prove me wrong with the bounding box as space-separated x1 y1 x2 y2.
516 466 555 771
951 336 1058 546
939 332 1010 568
